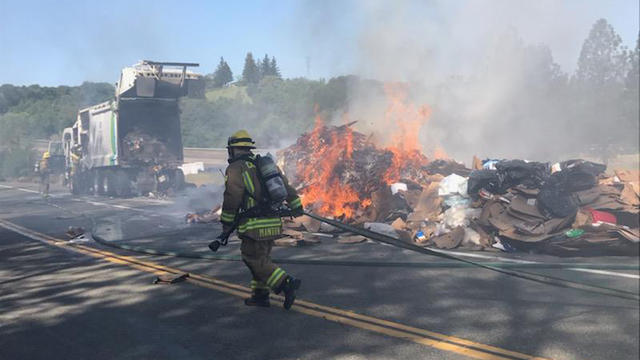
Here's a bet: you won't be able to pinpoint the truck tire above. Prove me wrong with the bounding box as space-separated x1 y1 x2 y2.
93 169 106 196
173 169 185 191
106 171 117 197
114 170 131 197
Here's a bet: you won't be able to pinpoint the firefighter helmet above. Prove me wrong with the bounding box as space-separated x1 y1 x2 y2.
227 130 256 149
42 151 51 159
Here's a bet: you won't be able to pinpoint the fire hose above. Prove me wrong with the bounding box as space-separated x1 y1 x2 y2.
44 198 639 302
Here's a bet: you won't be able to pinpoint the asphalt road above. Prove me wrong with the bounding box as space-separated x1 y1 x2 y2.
1 181 639 360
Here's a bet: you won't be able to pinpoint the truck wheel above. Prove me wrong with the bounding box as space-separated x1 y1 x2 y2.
70 176 80 195
173 169 185 191
114 170 131 197
106 171 117 197
93 170 106 196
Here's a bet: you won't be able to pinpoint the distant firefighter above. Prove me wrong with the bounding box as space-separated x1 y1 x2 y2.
37 151 51 198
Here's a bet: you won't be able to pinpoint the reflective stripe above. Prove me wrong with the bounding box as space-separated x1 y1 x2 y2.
267 268 286 288
242 171 255 195
290 197 302 209
250 280 269 290
258 227 281 237
238 219 282 231
221 211 235 222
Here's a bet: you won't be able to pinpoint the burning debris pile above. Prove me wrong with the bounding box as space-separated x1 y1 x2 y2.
278 126 639 256
122 130 175 165
278 119 439 223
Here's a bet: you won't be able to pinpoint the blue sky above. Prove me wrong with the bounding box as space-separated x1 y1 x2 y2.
0 0 638 86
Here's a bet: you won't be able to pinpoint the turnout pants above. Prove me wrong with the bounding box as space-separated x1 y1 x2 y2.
240 235 288 292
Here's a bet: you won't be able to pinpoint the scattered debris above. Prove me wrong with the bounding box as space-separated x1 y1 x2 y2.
153 273 189 285
337 235 367 244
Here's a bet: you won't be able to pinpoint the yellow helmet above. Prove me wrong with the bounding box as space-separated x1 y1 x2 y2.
42 151 51 159
227 130 256 149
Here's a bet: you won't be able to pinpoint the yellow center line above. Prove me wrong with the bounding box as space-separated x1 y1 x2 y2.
0 218 550 360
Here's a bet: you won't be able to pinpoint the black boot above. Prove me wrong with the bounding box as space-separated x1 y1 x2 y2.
275 276 301 310
244 289 270 307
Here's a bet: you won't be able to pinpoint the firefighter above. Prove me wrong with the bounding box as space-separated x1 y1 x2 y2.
38 151 51 198
220 130 304 309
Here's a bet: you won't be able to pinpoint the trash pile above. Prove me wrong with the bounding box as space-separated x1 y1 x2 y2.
419 160 640 256
277 122 437 221
278 124 639 256
122 130 176 165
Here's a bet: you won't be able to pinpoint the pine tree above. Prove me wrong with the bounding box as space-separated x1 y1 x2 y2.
625 33 639 92
259 54 271 78
270 56 281 79
212 57 233 87
575 19 628 86
573 19 631 156
241 52 260 84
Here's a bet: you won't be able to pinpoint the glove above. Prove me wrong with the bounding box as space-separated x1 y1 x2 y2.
290 206 304 218
218 232 229 246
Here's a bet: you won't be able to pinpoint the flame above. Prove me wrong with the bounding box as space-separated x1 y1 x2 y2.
295 84 436 219
297 113 366 218
382 84 431 184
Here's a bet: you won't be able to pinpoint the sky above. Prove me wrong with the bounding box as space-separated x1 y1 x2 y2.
0 0 638 86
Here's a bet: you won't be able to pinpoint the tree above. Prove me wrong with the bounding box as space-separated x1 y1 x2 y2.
575 19 628 86
573 19 631 156
621 33 640 150
270 56 281 79
241 52 260 84
625 33 639 93
212 57 233 87
259 54 271 78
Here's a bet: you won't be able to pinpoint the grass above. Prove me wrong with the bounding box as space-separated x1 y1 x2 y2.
205 85 251 104
185 172 224 187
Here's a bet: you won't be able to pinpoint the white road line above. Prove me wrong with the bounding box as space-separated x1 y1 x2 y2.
568 268 640 279
0 184 39 193
430 248 640 279
428 248 536 264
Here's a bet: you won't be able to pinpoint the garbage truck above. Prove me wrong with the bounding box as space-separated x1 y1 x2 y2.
62 60 204 196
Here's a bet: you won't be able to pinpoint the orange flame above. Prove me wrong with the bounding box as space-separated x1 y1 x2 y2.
382 84 431 184
295 85 436 219
297 113 366 219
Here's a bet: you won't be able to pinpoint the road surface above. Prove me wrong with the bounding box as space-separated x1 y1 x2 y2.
1 181 638 360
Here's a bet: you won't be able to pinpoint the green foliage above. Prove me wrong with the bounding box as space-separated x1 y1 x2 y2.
212 57 233 88
270 57 281 79
257 54 281 79
0 82 114 139
205 85 252 103
572 19 635 152
0 147 35 178
181 76 346 148
0 82 112 178
576 19 629 86
241 52 260 84
0 112 35 178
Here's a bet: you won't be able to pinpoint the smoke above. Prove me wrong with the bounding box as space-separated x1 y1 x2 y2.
162 184 225 218
298 0 638 163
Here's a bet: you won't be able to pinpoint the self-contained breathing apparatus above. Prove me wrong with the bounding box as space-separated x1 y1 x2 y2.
209 153 292 252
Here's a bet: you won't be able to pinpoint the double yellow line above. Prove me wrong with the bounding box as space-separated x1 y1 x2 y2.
0 218 549 360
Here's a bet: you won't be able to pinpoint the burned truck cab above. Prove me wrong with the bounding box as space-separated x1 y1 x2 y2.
63 60 203 196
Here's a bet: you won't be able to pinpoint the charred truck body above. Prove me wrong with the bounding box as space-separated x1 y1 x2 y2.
63 61 203 196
